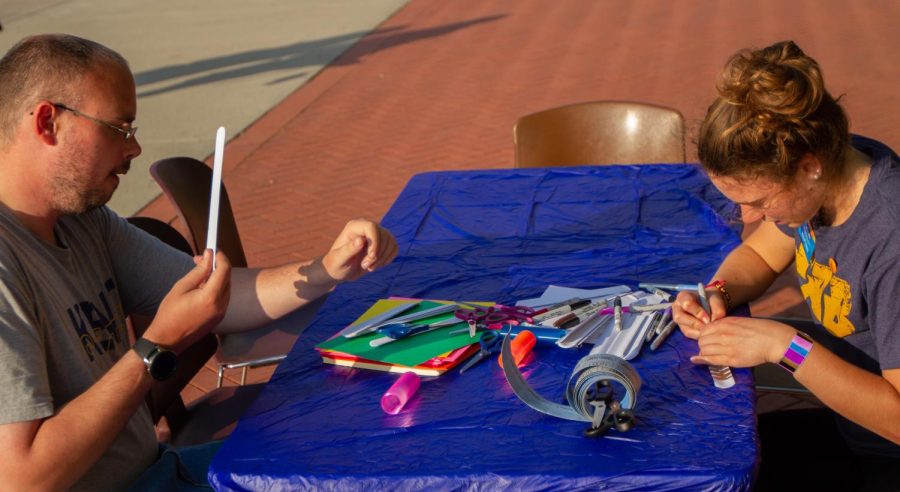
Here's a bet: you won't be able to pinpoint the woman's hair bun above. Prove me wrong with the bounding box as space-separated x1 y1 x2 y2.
698 40 849 183
718 40 825 124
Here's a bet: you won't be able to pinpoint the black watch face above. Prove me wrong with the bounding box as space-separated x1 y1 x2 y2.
150 350 177 381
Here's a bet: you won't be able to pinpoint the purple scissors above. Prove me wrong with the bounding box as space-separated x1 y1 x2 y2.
454 305 539 336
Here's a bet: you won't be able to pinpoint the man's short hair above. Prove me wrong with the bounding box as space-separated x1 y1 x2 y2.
0 34 129 145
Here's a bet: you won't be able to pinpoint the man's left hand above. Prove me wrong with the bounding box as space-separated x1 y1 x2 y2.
322 219 398 282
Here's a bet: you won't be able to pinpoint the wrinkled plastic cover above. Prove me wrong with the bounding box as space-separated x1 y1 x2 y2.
210 165 756 491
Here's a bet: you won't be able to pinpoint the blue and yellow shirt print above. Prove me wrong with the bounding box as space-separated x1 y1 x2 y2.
795 223 855 337
66 277 125 362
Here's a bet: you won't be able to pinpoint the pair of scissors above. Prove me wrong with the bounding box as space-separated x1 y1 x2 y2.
455 305 539 336
368 317 463 347
582 380 635 438
457 330 501 374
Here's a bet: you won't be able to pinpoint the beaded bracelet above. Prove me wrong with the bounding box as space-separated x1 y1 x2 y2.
777 331 814 374
705 280 732 311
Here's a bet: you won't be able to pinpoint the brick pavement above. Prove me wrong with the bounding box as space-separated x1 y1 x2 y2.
137 0 900 397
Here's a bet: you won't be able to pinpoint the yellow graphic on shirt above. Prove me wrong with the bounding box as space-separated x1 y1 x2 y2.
795 243 856 337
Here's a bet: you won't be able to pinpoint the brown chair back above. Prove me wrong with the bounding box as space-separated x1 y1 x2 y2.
150 156 306 386
126 217 219 428
513 101 686 167
149 157 248 267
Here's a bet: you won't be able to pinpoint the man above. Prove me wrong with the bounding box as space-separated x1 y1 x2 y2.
0 34 397 490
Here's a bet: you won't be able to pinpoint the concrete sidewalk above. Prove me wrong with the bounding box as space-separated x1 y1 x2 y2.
0 0 407 215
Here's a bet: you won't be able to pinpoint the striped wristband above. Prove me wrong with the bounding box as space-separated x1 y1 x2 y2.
777 332 814 374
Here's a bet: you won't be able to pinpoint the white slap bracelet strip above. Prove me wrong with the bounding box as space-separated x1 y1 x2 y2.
206 126 226 270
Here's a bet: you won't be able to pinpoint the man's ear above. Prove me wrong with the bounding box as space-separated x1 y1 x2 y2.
32 102 58 145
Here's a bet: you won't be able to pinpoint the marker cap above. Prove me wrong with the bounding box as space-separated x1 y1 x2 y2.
497 330 536 369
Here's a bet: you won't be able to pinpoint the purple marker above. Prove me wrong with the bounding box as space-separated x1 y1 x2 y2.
613 296 623 331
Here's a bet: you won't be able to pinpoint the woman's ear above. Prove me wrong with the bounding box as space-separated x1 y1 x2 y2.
798 153 823 180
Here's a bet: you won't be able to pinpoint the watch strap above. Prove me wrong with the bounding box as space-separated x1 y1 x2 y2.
132 337 177 381
132 337 157 360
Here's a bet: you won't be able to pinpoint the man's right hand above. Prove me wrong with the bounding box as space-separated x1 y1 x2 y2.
144 249 231 352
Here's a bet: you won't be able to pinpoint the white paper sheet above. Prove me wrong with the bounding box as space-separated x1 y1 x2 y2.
516 284 631 308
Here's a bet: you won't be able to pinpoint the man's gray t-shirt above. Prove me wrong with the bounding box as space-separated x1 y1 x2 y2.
779 135 900 457
0 205 193 490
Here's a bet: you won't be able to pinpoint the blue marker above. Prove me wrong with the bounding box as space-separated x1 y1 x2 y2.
500 324 564 343
638 282 700 292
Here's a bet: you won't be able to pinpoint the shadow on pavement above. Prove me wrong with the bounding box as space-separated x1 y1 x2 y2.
135 14 505 97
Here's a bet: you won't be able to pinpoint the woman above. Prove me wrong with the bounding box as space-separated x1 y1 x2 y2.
673 40 900 489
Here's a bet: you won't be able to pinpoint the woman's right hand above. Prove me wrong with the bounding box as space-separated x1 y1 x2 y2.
143 249 232 353
672 287 727 339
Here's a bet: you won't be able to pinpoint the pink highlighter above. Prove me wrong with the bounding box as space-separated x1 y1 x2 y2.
381 371 421 414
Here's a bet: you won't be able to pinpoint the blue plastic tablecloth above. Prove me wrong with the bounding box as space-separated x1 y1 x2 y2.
209 165 756 491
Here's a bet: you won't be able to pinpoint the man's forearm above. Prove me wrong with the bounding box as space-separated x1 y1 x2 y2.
1 351 153 490
217 259 336 333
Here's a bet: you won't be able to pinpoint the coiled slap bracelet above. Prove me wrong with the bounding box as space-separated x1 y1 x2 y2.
501 331 641 422
778 332 814 373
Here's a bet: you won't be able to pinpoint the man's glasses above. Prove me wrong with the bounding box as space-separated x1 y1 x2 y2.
53 103 138 141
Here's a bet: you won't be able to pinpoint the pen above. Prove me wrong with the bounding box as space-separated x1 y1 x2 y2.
696 282 711 314
543 297 586 311
630 303 672 312
646 307 672 343
644 310 663 343
532 298 592 323
645 286 674 302
613 297 622 331
553 301 607 328
500 324 565 342
696 282 736 389
638 282 700 292
650 320 676 350
452 324 564 342
657 306 673 332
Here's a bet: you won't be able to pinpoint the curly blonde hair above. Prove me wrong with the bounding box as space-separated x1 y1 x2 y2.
698 41 849 183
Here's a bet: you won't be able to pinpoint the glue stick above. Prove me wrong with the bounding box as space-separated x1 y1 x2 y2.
498 330 536 369
381 371 420 415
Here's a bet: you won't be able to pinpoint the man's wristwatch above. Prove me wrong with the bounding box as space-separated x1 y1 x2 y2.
132 337 177 381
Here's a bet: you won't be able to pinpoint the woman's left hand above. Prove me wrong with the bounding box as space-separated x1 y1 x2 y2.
689 316 796 368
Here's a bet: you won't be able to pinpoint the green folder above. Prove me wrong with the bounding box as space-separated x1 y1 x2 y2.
316 299 486 367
